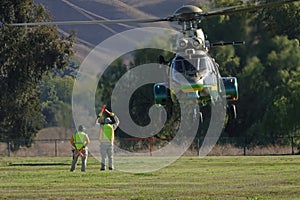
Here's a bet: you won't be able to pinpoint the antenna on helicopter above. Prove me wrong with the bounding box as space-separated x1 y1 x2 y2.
209 41 246 47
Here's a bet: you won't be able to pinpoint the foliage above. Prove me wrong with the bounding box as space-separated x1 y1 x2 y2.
41 100 72 128
255 2 300 40
199 0 300 142
0 0 74 150
96 57 127 111
39 70 76 129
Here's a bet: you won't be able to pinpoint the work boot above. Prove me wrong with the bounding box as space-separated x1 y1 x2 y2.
100 163 105 170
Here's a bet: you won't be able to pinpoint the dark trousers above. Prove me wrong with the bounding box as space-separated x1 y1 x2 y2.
70 149 88 172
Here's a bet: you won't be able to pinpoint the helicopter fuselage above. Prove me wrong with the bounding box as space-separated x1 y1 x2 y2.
169 51 220 106
153 49 239 120
152 8 240 121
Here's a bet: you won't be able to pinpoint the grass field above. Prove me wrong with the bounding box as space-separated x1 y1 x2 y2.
1 155 300 199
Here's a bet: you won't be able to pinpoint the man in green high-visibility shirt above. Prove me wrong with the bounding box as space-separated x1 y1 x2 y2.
70 125 90 172
96 109 119 170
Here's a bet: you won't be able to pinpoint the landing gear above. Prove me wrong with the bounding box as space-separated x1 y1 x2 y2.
192 106 203 123
228 104 237 120
225 104 237 135
199 111 203 124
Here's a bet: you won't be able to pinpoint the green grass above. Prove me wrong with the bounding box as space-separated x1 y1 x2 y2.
1 156 300 199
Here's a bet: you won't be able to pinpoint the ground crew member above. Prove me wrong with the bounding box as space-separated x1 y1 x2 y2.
96 109 119 170
70 125 90 172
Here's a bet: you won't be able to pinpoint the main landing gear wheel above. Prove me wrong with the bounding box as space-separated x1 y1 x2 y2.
192 107 203 124
228 104 237 120
199 111 203 124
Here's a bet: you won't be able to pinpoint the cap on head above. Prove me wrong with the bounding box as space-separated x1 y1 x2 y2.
104 117 112 124
78 125 85 131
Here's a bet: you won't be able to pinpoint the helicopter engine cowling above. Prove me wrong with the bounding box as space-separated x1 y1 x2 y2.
222 77 238 102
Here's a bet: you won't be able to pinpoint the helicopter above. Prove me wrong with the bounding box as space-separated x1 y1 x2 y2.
148 0 299 124
150 0 299 124
7 0 299 125
153 5 241 123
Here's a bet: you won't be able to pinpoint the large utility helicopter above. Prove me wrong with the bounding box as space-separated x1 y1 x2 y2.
149 0 299 123
153 5 242 123
7 0 299 124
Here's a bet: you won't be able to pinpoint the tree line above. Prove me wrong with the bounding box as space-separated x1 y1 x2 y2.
202 0 300 145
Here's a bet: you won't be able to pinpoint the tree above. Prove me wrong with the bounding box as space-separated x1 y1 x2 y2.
39 74 74 128
237 56 269 137
96 57 127 110
0 0 74 150
255 2 300 40
260 36 300 137
42 100 73 128
234 34 300 143
199 0 300 143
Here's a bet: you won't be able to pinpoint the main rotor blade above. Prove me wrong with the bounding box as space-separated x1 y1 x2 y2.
7 0 298 27
8 18 169 27
203 0 299 18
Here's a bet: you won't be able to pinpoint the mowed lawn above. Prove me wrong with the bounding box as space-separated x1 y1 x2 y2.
1 155 300 199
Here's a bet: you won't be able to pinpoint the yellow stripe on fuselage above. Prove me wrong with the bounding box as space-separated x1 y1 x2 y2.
180 84 218 93
180 84 204 93
211 85 218 91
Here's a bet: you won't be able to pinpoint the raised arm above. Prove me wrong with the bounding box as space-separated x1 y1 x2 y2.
112 114 120 130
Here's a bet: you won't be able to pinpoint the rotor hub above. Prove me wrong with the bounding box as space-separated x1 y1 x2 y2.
173 5 203 21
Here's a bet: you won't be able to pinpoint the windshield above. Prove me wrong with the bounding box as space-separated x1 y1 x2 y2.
172 55 213 78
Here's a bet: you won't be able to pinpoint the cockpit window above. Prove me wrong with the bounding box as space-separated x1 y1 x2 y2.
172 55 213 78
199 57 212 73
174 60 184 73
184 59 198 72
